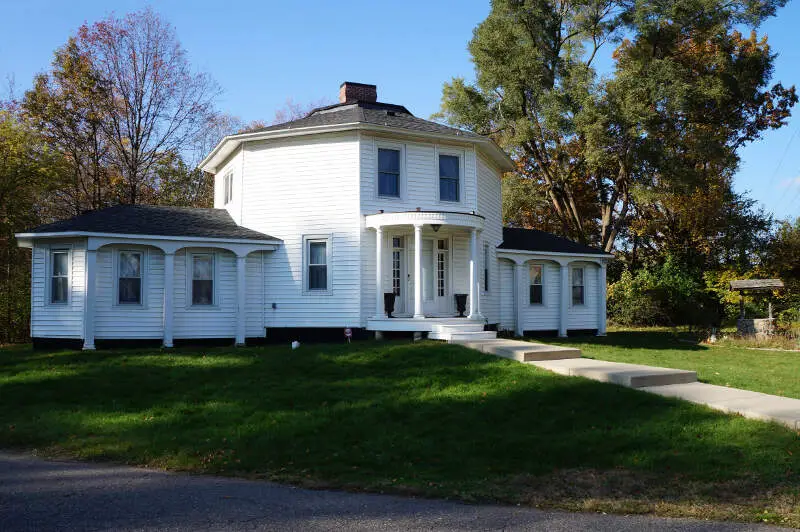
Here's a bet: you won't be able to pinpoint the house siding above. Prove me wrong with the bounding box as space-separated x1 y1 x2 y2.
30 239 86 339
567 261 599 330
241 133 362 328
476 155 502 324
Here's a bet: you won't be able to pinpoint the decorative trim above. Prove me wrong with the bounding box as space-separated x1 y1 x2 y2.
366 210 484 230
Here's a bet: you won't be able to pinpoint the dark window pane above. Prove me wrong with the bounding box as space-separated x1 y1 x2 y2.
530 284 543 304
309 265 327 290
378 148 400 172
309 242 326 265
52 252 68 276
118 278 142 304
192 280 213 305
572 286 584 305
440 177 459 202
439 154 459 178
51 277 68 303
378 172 399 196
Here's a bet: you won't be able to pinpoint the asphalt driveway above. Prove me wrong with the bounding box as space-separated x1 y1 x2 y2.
0 452 781 531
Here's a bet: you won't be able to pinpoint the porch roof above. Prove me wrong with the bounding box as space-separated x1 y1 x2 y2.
365 210 484 230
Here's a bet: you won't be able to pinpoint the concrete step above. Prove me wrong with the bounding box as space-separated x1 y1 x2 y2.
530 358 697 388
453 338 581 362
447 331 497 341
429 323 486 333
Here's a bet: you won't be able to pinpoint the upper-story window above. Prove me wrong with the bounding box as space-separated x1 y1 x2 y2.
223 171 233 204
439 153 460 202
50 249 69 304
378 148 401 197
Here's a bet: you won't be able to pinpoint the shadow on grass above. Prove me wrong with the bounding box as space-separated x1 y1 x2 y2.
0 340 797 507
551 330 707 351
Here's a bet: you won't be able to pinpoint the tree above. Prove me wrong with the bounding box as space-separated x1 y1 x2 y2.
76 8 220 204
152 150 213 207
437 0 795 252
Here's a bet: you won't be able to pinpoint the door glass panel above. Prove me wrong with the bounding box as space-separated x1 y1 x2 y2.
392 237 402 296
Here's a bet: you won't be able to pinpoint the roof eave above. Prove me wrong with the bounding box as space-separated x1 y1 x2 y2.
14 231 282 247
497 248 613 260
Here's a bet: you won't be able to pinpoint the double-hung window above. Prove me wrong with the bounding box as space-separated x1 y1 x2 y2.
118 251 143 305
439 153 460 202
307 240 328 291
529 264 543 305
572 266 585 305
483 243 490 292
223 172 233 204
378 148 400 197
191 254 214 305
50 250 69 304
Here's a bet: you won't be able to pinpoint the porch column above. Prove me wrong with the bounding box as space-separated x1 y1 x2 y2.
375 227 383 318
514 261 524 337
559 260 569 338
82 249 97 350
163 252 175 348
413 223 424 319
597 261 607 336
235 254 247 346
468 228 479 319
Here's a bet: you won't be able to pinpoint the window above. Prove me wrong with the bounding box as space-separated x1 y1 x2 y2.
378 148 400 197
572 266 585 305
118 251 142 305
529 264 543 305
307 240 328 291
392 237 402 296
50 250 69 304
436 239 448 297
483 243 490 292
191 254 214 305
439 153 460 202
223 171 233 204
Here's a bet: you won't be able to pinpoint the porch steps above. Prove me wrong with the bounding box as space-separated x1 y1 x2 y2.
452 338 581 362
428 322 498 342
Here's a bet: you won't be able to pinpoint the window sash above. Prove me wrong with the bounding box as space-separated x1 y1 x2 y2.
439 154 460 202
378 148 400 197
572 267 585 305
529 265 543 305
308 241 328 290
50 251 69 304
483 244 489 291
224 173 233 204
191 255 214 305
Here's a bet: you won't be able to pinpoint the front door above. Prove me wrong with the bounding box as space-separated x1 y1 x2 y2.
390 236 406 315
422 238 451 315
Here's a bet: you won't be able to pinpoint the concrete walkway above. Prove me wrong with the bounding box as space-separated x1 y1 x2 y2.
455 338 800 430
0 452 782 531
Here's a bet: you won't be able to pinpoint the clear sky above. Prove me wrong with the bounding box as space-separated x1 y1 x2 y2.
1 0 798 221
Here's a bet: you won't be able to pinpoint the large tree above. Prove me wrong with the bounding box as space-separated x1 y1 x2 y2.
438 0 795 252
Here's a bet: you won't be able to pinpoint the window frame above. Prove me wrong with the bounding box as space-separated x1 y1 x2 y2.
375 142 404 199
302 234 333 295
571 265 585 306
114 248 147 307
483 242 490 293
223 171 234 205
187 251 217 308
48 247 72 306
436 147 464 204
529 263 544 306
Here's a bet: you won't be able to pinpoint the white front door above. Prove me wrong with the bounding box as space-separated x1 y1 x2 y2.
422 238 451 316
390 236 406 315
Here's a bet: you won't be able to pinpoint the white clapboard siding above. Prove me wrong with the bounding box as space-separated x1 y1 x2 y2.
522 261 561 331
498 259 515 331
241 133 362 328
214 147 244 225
94 246 164 339
173 248 237 338
567 261 599 330
30 239 86 339
246 252 265 337
476 155 502 324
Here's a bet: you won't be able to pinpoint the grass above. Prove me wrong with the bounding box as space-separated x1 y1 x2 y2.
546 327 800 400
0 339 798 526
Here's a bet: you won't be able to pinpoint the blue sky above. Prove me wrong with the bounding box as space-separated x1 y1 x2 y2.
1 0 798 221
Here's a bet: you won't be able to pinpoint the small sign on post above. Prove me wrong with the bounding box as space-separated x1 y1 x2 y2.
344 327 353 343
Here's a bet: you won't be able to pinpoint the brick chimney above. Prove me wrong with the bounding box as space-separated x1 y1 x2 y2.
339 82 377 103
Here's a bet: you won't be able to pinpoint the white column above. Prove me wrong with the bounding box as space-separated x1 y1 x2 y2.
559 261 570 338
597 261 607 336
375 227 383 318
82 249 97 350
413 223 424 319
514 261 524 337
235 254 247 346
468 228 478 319
163 252 175 348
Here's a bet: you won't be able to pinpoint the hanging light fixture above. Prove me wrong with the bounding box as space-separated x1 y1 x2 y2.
431 224 441 232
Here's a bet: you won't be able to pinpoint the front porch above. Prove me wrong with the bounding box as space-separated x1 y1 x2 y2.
365 316 494 341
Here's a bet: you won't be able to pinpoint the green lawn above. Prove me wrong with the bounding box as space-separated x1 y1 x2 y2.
546 328 800 399
0 340 798 526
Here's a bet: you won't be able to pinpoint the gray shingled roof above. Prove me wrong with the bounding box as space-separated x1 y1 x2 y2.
26 205 278 241
499 227 607 255
249 101 482 139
